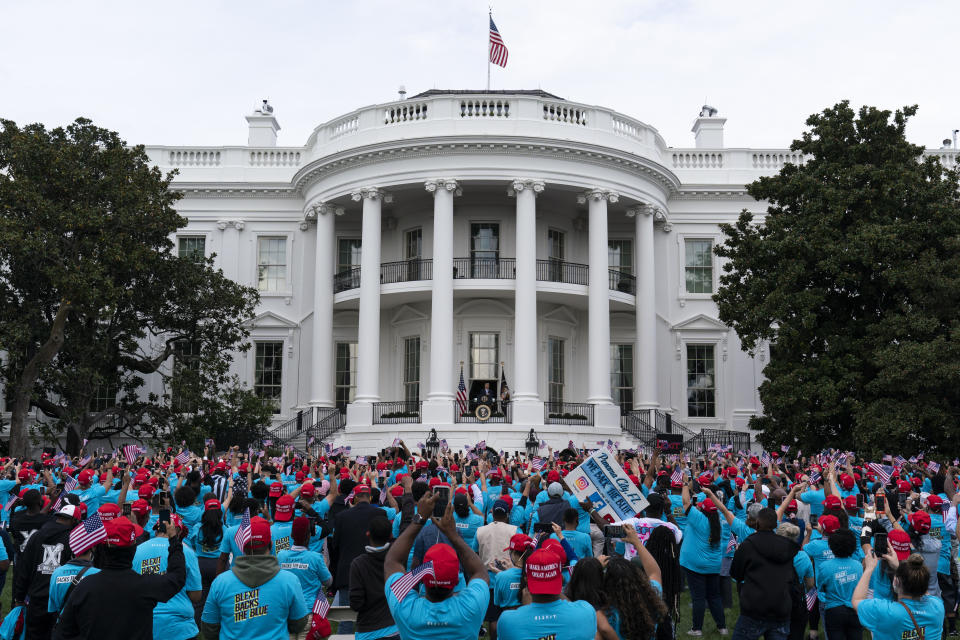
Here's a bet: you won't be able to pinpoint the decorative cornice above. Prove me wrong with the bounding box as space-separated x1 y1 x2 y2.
304 202 345 219
350 187 394 203
216 219 245 231
174 185 298 199
507 178 545 197
577 188 619 204
424 178 462 196
625 204 655 218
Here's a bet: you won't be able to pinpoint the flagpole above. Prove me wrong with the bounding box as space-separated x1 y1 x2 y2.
487 7 492 90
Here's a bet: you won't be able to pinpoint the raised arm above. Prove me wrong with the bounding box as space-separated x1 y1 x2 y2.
703 486 735 526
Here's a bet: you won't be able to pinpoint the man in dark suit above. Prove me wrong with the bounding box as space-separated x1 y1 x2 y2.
330 484 386 635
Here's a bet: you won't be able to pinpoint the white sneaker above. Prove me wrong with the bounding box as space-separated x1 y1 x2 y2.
686 631 703 637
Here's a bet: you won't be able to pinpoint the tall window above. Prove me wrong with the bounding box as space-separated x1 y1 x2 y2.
178 236 206 261
172 340 202 413
608 239 633 274
548 337 565 405
547 229 565 281
335 342 358 411
90 383 119 413
470 223 499 278
686 344 716 417
469 332 499 382
405 228 422 260
337 239 362 273
257 237 287 292
254 341 283 413
610 344 634 414
403 337 420 404
684 239 713 294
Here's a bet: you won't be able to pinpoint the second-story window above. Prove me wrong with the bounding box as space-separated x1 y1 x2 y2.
547 229 565 282
471 223 499 278
608 239 633 274
405 228 422 260
257 237 287 292
178 236 206 261
684 239 714 294
337 239 362 273
403 336 420 404
548 337 565 405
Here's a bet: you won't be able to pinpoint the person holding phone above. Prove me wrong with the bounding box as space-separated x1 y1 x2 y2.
853 548 944 640
680 477 726 636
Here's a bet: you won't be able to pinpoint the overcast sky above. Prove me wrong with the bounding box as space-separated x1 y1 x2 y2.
2 1 957 150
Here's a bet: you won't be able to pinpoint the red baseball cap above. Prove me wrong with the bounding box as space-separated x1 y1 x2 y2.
839 474 855 490
697 474 713 487
98 503 120 522
246 516 272 551
428 477 442 488
57 505 83 520
78 469 95 485
818 515 841 535
909 511 932 534
299 483 315 498
504 533 535 553
525 548 564 595
889 529 912 561
104 518 137 547
269 483 284 497
540 538 568 565
546 470 560 483
138 484 155 500
274 495 296 522
389 485 404 497
926 495 945 509
204 498 222 512
785 499 798 513
843 495 859 510
897 480 912 493
131 499 151 515
699 498 718 513
822 495 842 510
355 484 371 496
416 460 429 470
422 543 459 589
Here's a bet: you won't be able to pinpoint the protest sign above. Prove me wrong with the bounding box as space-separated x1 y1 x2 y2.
655 433 683 452
566 449 649 522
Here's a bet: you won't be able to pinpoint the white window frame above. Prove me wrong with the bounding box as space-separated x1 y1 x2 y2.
672 329 727 424
252 339 285 414
677 234 718 302
254 233 293 296
176 234 209 261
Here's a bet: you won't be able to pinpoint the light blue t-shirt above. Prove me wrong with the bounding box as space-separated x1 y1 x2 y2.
816 556 862 609
799 489 826 516
679 507 722 574
133 537 202 640
493 567 522 608
201 566 308 640
219 524 243 564
497 599 597 640
384 573 488 640
195 519 224 559
668 494 688 530
270 521 294 555
70 483 107 515
175 503 203 547
927 512 953 575
277 546 331 611
793 550 814 585
47 562 100 613
857 595 944 640
453 512 484 552
552 530 592 561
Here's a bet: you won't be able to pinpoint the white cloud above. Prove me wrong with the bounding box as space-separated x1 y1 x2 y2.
1 0 956 149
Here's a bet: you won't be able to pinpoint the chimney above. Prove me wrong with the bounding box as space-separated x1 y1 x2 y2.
692 105 726 149
245 99 280 147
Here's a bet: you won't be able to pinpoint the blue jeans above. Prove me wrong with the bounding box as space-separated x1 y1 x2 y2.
334 589 354 634
685 568 726 631
732 614 790 640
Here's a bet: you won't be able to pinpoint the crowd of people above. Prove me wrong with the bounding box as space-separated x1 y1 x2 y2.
0 439 956 640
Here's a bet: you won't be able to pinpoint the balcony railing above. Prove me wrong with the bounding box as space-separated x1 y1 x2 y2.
453 257 516 279
536 259 588 285
684 428 751 455
373 401 422 424
544 402 595 426
609 269 636 295
622 410 658 448
312 407 345 442
334 267 361 293
455 401 512 423
381 259 433 284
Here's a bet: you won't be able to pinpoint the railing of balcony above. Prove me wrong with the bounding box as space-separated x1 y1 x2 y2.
455 401 512 423
544 402 595 426
536 259 588 285
381 259 433 284
313 407 345 442
622 410 658 448
334 267 361 293
452 257 516 279
609 269 636 295
684 428 751 455
269 410 309 443
373 401 422 424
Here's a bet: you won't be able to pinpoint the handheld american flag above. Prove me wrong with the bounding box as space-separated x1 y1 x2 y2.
69 512 107 556
867 462 894 486
805 588 817 611
671 467 683 485
51 475 79 512
174 450 191 465
530 457 546 472
726 533 738 554
809 470 822 485
456 365 468 416
927 461 941 474
123 444 142 465
312 593 330 618
489 17 508 67
234 508 252 553
390 561 435 603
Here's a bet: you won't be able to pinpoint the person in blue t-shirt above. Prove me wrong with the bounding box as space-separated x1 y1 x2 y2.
383 489 489 640
451 492 484 552
47 537 99 615
854 547 944 640
679 479 726 634
493 533 535 612
278 516 332 611
133 514 203 640
553 508 592 561
498 547 598 640
815 529 863 640
201 516 309 640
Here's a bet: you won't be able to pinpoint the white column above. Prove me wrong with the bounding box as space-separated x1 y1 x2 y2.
629 205 658 409
351 187 388 404
422 179 459 423
510 179 544 424
309 203 341 407
581 188 618 405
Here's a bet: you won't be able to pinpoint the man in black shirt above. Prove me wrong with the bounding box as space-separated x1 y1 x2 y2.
330 484 386 635
349 516 397 638
9 489 51 562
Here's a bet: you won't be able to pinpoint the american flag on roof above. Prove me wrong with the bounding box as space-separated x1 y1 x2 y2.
488 17 508 67
69 512 106 556
390 561 435 603
456 365 468 415
234 508 252 553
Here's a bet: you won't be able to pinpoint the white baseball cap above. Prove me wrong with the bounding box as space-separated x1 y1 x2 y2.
57 504 82 520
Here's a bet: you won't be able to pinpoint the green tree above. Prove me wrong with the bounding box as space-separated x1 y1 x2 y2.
0 118 260 455
714 102 960 457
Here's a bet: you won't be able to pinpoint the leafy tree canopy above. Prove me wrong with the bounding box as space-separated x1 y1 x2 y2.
715 102 960 457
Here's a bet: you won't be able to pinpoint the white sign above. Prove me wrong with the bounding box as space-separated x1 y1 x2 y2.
566 449 649 522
